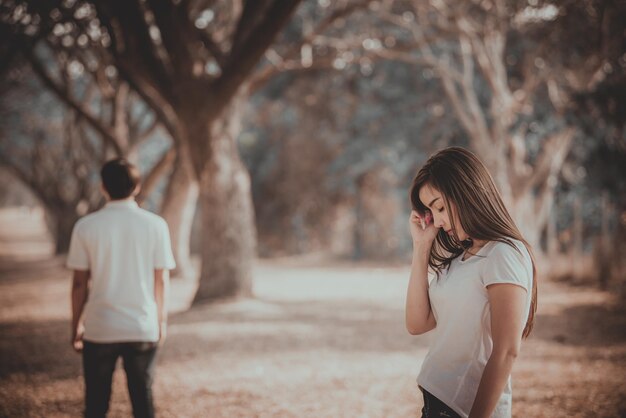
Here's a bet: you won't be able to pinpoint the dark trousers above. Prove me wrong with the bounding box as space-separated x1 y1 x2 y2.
420 388 462 418
82 340 158 418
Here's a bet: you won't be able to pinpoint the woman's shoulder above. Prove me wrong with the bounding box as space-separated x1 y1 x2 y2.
482 238 533 272
479 238 533 288
483 238 528 257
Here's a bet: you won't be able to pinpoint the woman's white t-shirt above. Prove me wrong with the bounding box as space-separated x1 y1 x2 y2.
417 239 533 418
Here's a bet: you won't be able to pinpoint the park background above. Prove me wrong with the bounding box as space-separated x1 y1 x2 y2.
0 0 625 417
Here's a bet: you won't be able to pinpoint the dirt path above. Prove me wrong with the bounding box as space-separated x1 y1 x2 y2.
0 208 624 418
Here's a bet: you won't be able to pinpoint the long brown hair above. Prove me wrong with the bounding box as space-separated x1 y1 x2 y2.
410 147 537 339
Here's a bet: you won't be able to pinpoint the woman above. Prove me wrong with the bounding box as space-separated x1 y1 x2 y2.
406 147 537 418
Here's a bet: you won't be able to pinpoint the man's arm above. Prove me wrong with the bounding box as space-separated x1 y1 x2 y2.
71 269 90 352
154 269 169 344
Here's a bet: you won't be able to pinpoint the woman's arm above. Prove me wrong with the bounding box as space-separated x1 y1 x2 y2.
405 211 438 335
468 283 527 418
405 246 436 335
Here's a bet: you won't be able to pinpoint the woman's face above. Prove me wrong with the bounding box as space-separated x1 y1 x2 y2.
418 183 469 241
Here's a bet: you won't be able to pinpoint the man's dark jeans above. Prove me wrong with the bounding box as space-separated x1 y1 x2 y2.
82 340 158 418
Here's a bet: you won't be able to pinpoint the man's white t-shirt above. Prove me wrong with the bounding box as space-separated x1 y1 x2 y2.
66 200 176 343
417 239 533 418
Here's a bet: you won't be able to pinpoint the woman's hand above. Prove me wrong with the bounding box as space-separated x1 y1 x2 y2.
409 210 439 250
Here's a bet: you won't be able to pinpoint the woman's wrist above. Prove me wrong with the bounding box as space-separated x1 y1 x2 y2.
412 242 432 256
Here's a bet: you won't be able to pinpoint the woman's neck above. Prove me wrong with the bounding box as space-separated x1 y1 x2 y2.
462 238 489 260
470 238 488 250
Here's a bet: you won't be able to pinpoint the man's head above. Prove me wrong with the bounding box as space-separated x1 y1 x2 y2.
100 158 141 200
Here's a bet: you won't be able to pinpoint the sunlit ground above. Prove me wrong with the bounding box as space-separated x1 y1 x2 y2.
0 208 624 417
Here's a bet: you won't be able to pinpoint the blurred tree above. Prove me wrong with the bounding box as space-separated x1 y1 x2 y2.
1 1 198 278
94 0 308 301
0 64 172 253
242 74 346 257
557 0 626 286
377 0 622 251
0 68 104 253
2 0 390 301
242 55 457 259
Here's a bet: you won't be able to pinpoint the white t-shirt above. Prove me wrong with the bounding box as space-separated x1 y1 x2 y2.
66 200 176 343
417 239 533 418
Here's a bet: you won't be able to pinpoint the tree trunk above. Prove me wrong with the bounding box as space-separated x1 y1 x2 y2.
571 196 584 280
511 194 541 252
190 100 256 303
352 174 365 261
46 207 79 255
160 156 198 279
596 192 612 289
546 205 559 256
193 140 256 302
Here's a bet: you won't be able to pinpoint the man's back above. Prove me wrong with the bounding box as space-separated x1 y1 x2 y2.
69 158 173 418
67 200 175 343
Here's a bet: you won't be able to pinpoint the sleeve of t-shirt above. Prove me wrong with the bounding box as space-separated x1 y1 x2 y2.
481 242 531 291
154 219 176 269
66 222 90 270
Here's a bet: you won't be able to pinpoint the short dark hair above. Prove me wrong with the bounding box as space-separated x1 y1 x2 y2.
100 158 141 200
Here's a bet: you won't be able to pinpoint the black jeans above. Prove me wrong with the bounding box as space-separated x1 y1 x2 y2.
420 388 462 418
82 340 158 418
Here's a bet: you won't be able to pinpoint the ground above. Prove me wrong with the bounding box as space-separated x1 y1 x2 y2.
0 207 624 418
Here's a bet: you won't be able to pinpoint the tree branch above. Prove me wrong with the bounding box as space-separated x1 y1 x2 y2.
456 34 492 150
0 150 50 205
230 0 272 57
248 1 373 93
23 46 124 156
514 128 574 200
532 129 574 189
213 0 302 112
193 27 227 69
137 146 176 203
95 0 176 105
146 0 194 76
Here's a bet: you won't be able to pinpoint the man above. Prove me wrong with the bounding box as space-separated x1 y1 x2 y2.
67 158 175 418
